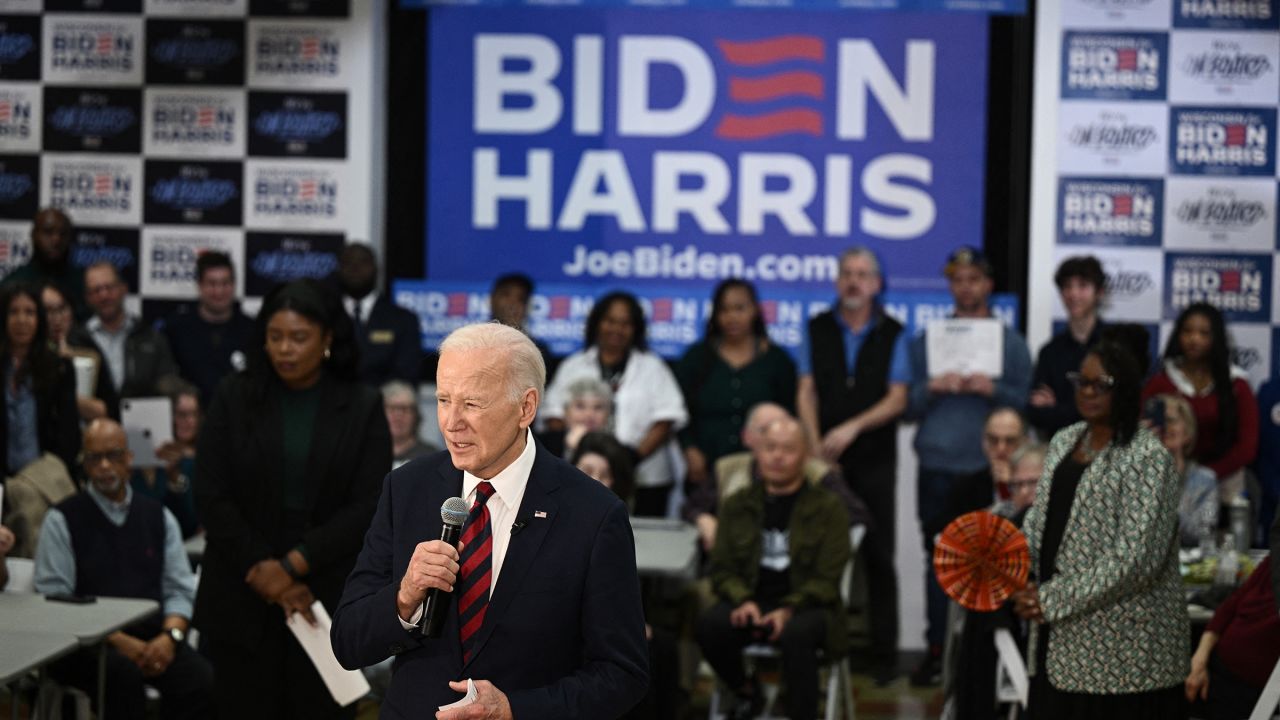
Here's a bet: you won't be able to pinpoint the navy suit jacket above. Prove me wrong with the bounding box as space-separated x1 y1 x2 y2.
354 295 421 386
331 442 649 719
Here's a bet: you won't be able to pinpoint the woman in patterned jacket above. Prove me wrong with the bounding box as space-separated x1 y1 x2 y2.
1012 328 1188 719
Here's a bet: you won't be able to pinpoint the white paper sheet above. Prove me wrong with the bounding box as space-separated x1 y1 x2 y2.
438 678 478 711
71 355 97 399
286 601 371 707
926 318 1004 378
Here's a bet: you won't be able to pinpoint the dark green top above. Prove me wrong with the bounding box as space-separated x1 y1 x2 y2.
675 339 797 464
281 379 323 517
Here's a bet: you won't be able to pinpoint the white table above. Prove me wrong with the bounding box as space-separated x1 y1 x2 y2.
1 630 78 720
630 517 699 580
0 594 159 720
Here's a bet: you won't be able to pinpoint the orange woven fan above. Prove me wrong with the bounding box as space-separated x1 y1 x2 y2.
933 510 1030 612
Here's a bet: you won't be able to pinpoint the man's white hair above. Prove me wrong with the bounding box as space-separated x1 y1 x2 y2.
439 321 546 403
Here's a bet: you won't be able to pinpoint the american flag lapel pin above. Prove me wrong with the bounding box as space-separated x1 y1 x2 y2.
534 510 547 519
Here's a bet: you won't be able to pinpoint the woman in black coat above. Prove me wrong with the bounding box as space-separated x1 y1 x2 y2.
194 280 391 719
0 282 79 479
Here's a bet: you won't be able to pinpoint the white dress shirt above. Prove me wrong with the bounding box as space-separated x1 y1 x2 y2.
344 294 378 325
400 428 537 629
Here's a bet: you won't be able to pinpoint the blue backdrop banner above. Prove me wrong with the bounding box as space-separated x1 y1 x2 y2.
425 7 989 295
405 0 1024 13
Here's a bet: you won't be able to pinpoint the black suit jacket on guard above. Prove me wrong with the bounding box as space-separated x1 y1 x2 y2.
331 442 650 720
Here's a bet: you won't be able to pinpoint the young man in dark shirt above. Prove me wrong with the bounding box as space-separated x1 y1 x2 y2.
1027 256 1106 441
162 252 254 406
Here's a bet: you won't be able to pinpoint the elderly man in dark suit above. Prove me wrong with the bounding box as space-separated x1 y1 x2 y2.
332 322 649 720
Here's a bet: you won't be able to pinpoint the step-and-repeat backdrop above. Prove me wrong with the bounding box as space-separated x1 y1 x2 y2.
0 0 380 318
1029 0 1279 388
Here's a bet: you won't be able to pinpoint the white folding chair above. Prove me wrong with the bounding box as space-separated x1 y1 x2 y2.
707 525 864 720
1248 656 1280 720
4 556 35 593
993 629 1028 720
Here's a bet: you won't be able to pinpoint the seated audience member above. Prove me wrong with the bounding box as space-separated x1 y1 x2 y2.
539 377 612 459
382 380 439 470
1146 393 1218 548
544 291 688 517
336 243 421 386
966 407 1029 514
130 379 202 539
951 441 1044 720
42 281 118 421
1143 303 1258 502
84 261 179 398
676 278 797 486
0 523 13 589
1185 552 1279 719
1 284 80 557
161 251 254 407
34 419 213 720
572 431 678 720
490 272 558 377
2 208 85 319
683 402 869 552
696 417 852 720
1028 256 1106 441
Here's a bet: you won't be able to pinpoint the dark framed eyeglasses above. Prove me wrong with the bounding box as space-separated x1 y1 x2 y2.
1066 371 1116 394
82 449 128 466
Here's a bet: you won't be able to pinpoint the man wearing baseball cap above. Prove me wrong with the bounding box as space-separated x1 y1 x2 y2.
904 246 1032 686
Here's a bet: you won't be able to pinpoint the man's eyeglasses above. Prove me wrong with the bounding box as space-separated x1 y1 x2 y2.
1008 479 1038 492
82 449 128 465
1066 371 1116 394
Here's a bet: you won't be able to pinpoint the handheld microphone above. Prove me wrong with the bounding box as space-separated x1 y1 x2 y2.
422 496 469 638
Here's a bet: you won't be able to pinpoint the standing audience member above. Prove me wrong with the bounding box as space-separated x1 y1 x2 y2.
336 243 420 387
1013 332 1188 719
795 247 909 684
1185 541 1279 719
906 246 1032 685
195 280 389 719
2 208 85 319
490 272 557 377
382 380 439 470
538 377 612 459
35 419 213 720
162 252 254 407
696 417 851 720
131 379 202 539
42 281 118 421
544 291 688 517
677 279 797 485
1 284 80 557
1143 303 1258 503
1146 394 1218 548
84 261 179 398
1028 256 1106 440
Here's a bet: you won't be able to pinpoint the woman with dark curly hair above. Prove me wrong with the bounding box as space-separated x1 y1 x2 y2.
1015 328 1188 719
1142 303 1258 500
195 279 390 719
544 291 687 517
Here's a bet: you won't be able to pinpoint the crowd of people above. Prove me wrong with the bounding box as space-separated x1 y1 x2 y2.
0 205 1276 720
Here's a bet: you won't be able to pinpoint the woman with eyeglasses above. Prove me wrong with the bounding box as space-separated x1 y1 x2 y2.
194 280 390 719
1142 303 1258 504
1013 327 1188 719
40 281 119 422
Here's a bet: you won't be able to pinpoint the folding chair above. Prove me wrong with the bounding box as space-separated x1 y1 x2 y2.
1249 656 1280 720
707 526 864 720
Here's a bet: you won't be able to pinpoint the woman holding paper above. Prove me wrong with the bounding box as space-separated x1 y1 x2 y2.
195 280 389 719
1013 327 1188 719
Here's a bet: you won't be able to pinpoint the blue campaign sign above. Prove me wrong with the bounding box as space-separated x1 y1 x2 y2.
425 8 989 294
393 278 1020 360
407 0 1024 12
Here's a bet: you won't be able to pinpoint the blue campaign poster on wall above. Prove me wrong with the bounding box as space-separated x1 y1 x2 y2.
425 7 990 297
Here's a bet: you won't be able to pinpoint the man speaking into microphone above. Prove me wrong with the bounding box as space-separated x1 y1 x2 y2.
332 322 648 719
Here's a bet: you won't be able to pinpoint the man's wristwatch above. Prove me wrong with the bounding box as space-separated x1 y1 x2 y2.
166 627 186 646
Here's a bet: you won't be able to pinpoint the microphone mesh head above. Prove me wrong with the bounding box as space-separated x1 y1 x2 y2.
440 497 469 527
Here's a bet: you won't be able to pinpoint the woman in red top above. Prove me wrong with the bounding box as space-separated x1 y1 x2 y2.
1142 303 1258 500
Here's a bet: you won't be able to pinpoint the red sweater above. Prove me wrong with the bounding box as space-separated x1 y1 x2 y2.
1141 372 1258 480
1207 556 1279 689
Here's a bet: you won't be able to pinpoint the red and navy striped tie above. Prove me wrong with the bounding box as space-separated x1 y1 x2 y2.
457 481 495 662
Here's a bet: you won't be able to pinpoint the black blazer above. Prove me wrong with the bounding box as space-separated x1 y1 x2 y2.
0 355 80 477
331 442 649 720
193 372 390 646
355 295 421 386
